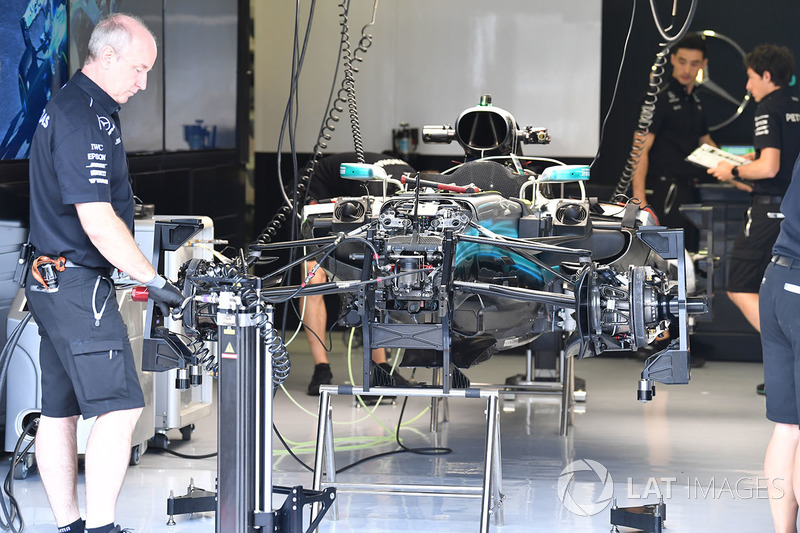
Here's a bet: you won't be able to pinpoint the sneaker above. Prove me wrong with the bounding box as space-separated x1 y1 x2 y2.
307 363 333 396
109 527 133 533
756 383 765 396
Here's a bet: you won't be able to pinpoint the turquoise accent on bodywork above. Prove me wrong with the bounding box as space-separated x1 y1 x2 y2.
455 217 546 288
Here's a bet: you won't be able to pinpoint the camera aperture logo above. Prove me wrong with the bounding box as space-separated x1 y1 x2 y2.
558 459 614 516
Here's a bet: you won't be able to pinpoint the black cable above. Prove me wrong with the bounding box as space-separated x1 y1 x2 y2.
288 298 337 355
0 312 33 532
258 238 342 288
255 0 380 247
390 369 452 457
273 368 453 477
288 1 305 243
274 0 318 236
256 0 379 355
610 0 699 200
265 241 344 304
258 315 291 386
341 2 365 164
333 448 409 474
151 447 217 460
392 396 452 457
259 267 436 303
255 0 350 247
1 417 37 533
590 0 636 173
273 423 314 473
277 0 319 344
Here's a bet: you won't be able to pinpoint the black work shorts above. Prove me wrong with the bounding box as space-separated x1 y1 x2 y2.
760 260 800 425
25 267 145 419
727 203 782 293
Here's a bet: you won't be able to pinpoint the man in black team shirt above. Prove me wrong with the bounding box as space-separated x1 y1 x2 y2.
631 33 716 252
708 44 800 391
25 13 183 533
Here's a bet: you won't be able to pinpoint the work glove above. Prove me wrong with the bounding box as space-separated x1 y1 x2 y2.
145 275 185 317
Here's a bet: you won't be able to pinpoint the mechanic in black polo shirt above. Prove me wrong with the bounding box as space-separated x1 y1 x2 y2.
631 33 716 252
757 145 800 533
25 14 182 533
708 44 800 354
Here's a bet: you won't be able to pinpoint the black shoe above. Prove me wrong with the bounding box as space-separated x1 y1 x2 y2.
378 362 413 388
109 526 134 533
757 383 765 396
307 363 333 396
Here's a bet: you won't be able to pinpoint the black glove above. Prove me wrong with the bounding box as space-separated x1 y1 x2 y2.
145 275 184 317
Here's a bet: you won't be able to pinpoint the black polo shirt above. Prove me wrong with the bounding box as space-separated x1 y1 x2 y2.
774 154 800 259
750 87 800 196
306 152 414 202
28 70 134 268
645 77 709 184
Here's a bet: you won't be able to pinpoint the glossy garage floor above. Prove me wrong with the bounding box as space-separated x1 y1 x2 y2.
7 335 777 532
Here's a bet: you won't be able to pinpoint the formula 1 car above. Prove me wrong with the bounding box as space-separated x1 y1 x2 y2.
145 97 706 403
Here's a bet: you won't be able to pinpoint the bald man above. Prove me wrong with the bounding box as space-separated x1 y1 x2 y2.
26 13 182 533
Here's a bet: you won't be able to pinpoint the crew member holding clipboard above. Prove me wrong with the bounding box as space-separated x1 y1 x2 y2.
708 44 800 357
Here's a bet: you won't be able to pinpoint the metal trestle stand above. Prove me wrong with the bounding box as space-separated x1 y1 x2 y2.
311 384 504 533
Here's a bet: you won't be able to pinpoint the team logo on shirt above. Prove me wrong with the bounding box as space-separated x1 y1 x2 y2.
666 90 679 104
754 114 770 137
96 114 116 136
86 144 109 184
39 110 50 128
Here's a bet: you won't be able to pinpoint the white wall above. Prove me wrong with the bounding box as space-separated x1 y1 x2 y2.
254 1 601 158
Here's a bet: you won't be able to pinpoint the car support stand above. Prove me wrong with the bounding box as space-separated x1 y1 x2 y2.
312 384 503 533
165 300 335 532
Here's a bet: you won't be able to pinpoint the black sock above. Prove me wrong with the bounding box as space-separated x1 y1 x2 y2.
86 523 114 533
57 518 85 533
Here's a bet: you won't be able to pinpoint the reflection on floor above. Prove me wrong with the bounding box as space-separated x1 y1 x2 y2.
7 335 775 532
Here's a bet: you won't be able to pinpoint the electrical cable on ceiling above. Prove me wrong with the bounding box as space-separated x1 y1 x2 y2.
343 0 379 164
590 0 636 173
257 0 381 248
275 0 318 242
612 45 670 202
610 0 699 201
278 0 313 343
